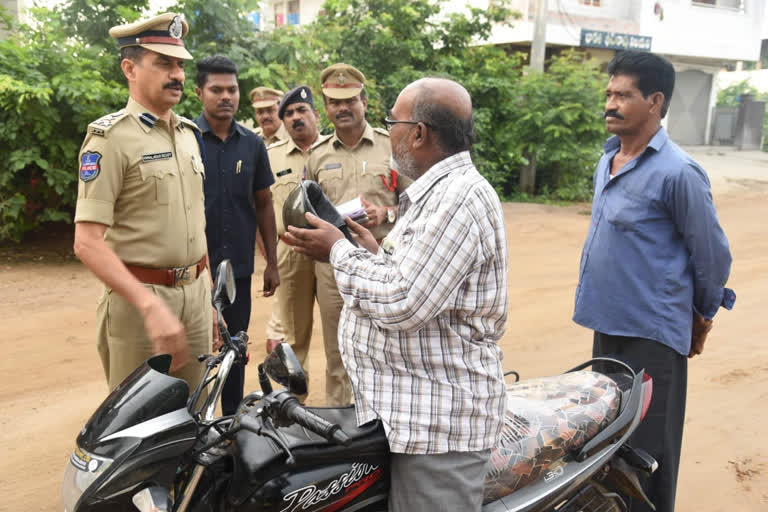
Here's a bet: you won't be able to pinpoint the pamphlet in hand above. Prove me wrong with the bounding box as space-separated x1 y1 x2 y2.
336 197 369 225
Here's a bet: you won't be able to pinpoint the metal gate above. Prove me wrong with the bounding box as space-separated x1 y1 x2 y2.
667 70 713 145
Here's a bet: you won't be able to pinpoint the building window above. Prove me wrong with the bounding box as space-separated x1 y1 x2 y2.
692 0 744 11
579 0 601 6
287 0 300 25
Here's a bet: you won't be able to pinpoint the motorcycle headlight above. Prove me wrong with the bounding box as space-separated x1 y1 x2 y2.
61 446 113 512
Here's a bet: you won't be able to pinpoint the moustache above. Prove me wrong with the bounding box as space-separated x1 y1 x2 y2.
163 80 184 90
335 112 353 120
291 120 305 129
604 110 625 120
217 102 234 109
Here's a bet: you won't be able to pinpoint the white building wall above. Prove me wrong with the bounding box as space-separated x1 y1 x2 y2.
637 0 764 61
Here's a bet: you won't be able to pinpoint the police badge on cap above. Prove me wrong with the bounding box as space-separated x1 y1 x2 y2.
168 16 183 39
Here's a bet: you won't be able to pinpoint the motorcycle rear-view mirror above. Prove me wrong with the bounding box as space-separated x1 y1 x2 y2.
213 260 236 308
264 343 308 396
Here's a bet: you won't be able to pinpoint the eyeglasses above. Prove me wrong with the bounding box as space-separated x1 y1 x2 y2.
382 117 430 132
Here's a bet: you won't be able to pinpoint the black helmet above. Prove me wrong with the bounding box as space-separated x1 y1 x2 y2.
282 181 357 245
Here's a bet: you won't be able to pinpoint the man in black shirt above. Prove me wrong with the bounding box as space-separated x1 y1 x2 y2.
194 55 279 414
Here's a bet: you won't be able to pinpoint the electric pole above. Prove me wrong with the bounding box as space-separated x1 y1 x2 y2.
530 0 547 72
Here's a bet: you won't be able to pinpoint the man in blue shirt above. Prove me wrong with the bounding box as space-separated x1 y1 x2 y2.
194 55 279 415
574 51 735 512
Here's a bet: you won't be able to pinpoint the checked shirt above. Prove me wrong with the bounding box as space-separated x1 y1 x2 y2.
329 151 508 454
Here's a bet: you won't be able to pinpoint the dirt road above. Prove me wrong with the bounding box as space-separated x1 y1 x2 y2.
1 148 766 511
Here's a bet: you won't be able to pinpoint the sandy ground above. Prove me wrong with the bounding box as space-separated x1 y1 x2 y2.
0 147 766 511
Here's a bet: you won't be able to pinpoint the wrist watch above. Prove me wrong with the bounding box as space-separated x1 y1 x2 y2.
387 208 396 223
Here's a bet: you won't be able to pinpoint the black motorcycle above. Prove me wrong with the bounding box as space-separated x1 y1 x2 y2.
62 260 657 512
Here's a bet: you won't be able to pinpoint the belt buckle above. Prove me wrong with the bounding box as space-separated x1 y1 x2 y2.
173 266 191 286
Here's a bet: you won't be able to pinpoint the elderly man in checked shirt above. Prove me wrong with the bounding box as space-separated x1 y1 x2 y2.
284 77 508 511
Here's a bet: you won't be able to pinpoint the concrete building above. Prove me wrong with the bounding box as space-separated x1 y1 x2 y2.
253 0 766 145
491 0 766 145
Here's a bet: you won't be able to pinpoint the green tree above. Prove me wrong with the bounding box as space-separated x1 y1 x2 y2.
0 8 126 242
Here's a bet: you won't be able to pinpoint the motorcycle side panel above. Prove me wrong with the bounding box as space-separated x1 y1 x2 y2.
232 459 389 512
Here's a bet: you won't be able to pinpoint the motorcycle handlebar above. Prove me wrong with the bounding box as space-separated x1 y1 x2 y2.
281 398 351 446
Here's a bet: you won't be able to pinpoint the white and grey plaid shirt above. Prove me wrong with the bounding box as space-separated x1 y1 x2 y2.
329 151 508 454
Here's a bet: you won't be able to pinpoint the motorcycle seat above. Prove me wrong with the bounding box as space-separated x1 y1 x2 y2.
483 370 621 502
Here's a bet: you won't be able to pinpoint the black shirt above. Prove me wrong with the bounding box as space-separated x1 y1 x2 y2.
194 114 274 279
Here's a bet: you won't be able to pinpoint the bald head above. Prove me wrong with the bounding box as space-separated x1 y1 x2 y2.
400 77 474 156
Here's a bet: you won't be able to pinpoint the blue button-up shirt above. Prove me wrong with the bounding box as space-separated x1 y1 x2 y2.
573 127 735 355
194 115 274 279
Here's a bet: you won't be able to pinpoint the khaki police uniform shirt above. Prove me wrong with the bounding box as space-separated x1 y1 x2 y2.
254 123 290 146
74 97 207 268
268 133 331 236
305 122 410 240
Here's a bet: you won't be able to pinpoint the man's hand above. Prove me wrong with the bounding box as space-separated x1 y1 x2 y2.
255 229 267 259
689 313 714 358
141 295 188 371
282 212 345 262
360 197 387 227
263 262 279 297
345 216 379 254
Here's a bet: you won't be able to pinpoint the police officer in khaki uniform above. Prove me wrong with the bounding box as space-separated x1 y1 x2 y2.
250 86 289 346
268 85 330 377
73 13 216 392
305 63 411 405
250 86 290 145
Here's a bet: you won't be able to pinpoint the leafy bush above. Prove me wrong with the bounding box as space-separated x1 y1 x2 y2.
0 0 610 242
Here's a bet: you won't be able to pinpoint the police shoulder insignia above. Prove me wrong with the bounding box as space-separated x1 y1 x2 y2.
373 127 390 137
80 152 102 182
179 116 201 132
89 111 128 132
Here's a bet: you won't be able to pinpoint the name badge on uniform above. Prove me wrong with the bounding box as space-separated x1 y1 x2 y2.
80 152 101 182
142 152 173 163
324 163 342 170
276 168 292 177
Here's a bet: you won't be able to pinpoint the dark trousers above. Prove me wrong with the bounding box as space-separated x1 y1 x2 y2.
221 276 252 416
593 332 687 512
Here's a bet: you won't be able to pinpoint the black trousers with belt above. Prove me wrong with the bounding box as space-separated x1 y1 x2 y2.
593 332 687 512
221 276 252 416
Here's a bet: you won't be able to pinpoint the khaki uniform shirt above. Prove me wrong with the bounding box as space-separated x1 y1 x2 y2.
268 133 330 236
254 123 290 146
74 98 207 268
305 122 410 240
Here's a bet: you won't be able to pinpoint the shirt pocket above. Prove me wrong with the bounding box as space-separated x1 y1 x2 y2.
138 162 177 205
316 164 344 201
232 159 254 199
272 168 299 207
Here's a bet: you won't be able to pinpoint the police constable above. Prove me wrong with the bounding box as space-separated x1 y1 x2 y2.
268 85 329 379
193 55 279 415
250 85 289 347
305 63 410 405
73 13 216 391
250 86 289 145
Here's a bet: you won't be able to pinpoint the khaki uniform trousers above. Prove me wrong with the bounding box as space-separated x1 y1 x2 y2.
95 269 212 393
315 261 352 406
265 300 287 341
275 241 315 371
